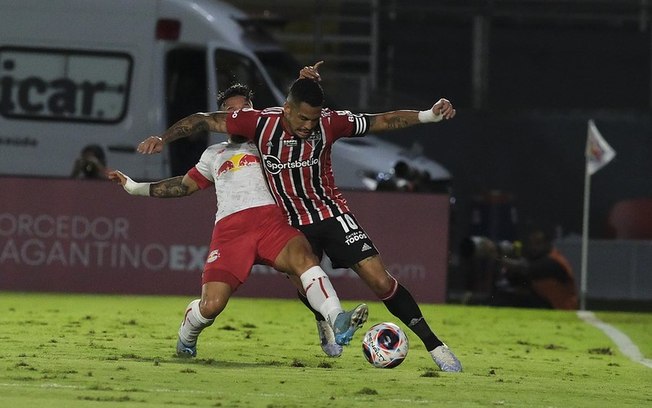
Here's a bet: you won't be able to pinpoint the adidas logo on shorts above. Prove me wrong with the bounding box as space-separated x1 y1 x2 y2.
361 243 372 252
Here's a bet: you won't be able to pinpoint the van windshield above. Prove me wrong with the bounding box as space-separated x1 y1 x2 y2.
254 50 300 94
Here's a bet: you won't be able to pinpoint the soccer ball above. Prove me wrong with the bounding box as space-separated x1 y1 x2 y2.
362 322 409 368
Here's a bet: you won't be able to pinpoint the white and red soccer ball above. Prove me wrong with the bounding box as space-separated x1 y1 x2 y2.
362 322 409 368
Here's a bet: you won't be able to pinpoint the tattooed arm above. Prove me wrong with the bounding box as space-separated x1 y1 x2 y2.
367 98 456 133
137 112 229 154
367 110 421 132
150 175 199 197
108 171 199 197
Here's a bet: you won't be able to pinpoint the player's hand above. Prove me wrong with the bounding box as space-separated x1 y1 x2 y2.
432 98 456 120
299 61 323 81
137 136 164 154
107 170 127 186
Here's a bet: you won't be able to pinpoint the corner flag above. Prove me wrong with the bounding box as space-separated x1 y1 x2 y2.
580 119 616 310
586 119 616 175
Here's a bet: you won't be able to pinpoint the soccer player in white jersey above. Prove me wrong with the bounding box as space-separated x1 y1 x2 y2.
137 69 463 372
109 84 368 358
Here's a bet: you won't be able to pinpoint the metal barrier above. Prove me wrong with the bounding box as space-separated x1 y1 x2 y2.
556 238 652 301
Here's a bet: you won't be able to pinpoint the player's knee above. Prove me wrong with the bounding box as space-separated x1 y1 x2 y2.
355 271 392 294
296 254 320 273
276 236 319 275
200 298 226 319
370 274 395 294
294 241 319 266
287 251 320 276
354 257 394 294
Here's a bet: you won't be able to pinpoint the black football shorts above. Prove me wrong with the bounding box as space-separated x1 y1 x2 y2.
297 212 379 269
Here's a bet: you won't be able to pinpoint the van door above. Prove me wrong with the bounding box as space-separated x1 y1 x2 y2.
164 47 208 176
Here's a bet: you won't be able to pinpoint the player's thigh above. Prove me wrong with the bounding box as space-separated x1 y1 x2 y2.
256 209 316 274
273 234 320 275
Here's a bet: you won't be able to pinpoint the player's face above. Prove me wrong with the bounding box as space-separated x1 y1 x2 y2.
283 101 321 139
221 95 252 112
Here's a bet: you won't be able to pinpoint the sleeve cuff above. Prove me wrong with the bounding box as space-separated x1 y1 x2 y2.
187 167 213 190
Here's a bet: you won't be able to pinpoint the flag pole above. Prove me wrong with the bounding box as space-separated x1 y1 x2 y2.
580 160 591 311
581 119 616 311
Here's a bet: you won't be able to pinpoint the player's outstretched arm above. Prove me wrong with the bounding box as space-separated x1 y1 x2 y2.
137 112 229 154
108 170 199 198
367 98 456 133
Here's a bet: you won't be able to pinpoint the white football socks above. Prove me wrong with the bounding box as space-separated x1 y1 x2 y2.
299 266 343 326
178 299 214 346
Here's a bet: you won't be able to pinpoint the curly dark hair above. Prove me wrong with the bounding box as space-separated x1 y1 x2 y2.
287 78 324 107
217 83 253 109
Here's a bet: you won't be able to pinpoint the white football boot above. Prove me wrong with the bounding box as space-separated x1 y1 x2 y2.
316 320 343 357
430 344 463 372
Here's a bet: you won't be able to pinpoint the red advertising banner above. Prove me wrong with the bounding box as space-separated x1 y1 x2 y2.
0 177 449 303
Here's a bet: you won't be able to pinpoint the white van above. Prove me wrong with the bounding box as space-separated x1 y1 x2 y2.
0 0 450 189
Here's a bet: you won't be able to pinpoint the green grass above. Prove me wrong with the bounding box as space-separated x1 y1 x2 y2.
0 292 650 408
595 311 652 358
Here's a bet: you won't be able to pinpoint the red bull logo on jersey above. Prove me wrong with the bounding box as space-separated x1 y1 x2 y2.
263 155 318 175
216 153 261 177
206 249 220 263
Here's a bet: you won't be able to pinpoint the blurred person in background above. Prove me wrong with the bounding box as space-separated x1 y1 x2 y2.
492 227 578 310
70 144 108 180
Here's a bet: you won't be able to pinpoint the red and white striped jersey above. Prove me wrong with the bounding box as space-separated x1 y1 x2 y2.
226 107 370 226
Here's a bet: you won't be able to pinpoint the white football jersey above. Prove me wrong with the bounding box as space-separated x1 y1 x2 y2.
193 141 275 223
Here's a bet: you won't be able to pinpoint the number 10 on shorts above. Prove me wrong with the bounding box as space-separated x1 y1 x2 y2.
336 214 359 233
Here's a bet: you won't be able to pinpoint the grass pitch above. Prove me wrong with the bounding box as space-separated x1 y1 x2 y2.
0 292 650 407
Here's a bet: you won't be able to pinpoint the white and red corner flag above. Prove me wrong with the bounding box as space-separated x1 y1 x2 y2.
586 119 616 176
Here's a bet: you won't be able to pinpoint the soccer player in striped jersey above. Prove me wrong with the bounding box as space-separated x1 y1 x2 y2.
137 74 462 372
111 84 368 359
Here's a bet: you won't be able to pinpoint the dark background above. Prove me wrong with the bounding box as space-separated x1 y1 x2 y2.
231 0 652 245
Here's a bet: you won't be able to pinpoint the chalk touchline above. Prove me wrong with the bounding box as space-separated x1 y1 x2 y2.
577 310 652 369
